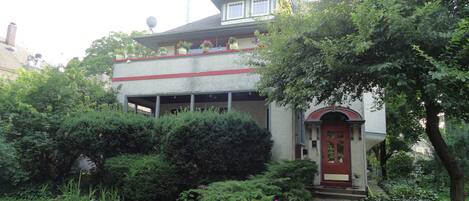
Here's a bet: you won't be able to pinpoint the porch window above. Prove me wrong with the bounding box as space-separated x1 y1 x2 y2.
252 0 270 16
227 1 245 20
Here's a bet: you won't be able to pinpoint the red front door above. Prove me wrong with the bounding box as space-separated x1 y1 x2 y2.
321 122 351 186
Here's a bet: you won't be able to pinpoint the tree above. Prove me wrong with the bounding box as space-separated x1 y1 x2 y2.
67 31 156 76
253 0 468 200
0 67 118 182
373 93 423 179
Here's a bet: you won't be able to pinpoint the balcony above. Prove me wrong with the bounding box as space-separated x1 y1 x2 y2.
112 48 260 104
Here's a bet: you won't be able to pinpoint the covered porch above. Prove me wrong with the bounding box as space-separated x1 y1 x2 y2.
124 91 269 128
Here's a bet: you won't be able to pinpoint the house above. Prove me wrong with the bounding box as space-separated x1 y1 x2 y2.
111 0 386 198
0 23 28 79
0 22 43 80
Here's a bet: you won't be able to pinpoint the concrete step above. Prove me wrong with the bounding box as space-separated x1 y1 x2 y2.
312 191 366 200
311 186 367 195
309 186 367 200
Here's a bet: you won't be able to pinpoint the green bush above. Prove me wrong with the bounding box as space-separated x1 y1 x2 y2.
179 179 280 201
160 111 272 185
0 137 26 190
386 152 414 179
56 110 157 174
381 180 439 201
260 160 317 190
103 154 141 188
0 68 118 183
104 154 181 201
179 160 316 201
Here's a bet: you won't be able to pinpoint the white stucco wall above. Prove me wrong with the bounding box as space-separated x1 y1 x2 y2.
363 92 386 150
350 126 367 190
269 103 295 161
113 52 259 104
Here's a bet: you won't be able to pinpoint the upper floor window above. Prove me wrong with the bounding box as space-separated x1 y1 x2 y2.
252 0 270 16
227 1 244 20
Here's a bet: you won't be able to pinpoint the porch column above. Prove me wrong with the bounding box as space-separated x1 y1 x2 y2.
190 94 195 111
155 96 160 118
227 92 232 112
123 96 128 113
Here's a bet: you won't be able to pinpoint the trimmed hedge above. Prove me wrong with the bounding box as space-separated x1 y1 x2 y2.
56 110 157 174
179 160 317 201
260 160 317 192
159 111 273 185
104 154 180 201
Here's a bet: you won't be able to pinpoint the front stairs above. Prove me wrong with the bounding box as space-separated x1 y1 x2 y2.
309 186 367 200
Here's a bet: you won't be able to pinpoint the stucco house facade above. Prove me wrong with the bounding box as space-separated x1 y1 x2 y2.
112 0 386 198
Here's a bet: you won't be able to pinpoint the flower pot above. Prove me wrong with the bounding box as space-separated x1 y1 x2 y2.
178 48 187 55
115 54 125 60
229 43 239 50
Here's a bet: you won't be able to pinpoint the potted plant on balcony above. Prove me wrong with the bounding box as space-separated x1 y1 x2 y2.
228 37 239 50
177 41 192 55
200 40 213 53
158 47 168 56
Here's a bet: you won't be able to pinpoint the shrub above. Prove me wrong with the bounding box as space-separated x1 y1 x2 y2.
160 111 272 185
0 68 118 182
261 160 317 189
104 154 181 201
179 179 280 201
386 152 414 179
179 160 316 201
103 154 142 188
0 137 26 190
381 180 439 201
56 110 157 174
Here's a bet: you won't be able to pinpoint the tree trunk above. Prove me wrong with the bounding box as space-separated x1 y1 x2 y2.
379 142 387 180
424 101 465 201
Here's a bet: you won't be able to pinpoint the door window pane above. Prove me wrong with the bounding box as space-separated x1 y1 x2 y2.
337 142 344 163
337 131 344 139
327 131 335 139
252 0 269 16
227 2 244 20
327 142 335 163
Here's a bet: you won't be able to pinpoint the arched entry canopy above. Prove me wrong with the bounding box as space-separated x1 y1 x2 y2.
305 106 365 124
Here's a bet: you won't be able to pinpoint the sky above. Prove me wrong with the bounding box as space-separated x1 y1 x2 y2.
0 0 219 65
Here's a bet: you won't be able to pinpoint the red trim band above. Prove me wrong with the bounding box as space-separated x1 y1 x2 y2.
112 68 256 82
113 48 256 63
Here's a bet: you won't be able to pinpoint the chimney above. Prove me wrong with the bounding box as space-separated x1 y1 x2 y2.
6 22 17 47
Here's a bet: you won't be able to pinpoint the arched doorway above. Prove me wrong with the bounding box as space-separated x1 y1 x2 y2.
320 112 351 186
305 106 364 187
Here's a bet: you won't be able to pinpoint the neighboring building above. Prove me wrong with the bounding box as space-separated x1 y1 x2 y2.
112 0 386 198
0 23 28 79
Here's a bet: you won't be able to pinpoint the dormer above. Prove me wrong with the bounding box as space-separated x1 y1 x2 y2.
212 0 280 25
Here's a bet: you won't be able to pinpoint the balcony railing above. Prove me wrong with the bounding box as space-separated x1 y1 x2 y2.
113 48 256 63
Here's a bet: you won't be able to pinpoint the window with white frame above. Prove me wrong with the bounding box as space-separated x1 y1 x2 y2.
252 0 270 16
227 1 245 20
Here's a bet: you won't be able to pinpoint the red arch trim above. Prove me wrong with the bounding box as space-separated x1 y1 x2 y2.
305 106 363 122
